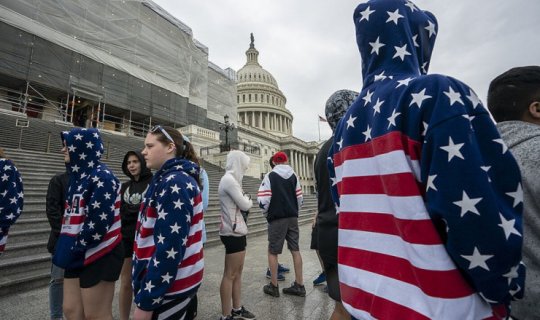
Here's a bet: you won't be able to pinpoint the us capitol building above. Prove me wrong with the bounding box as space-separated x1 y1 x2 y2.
192 34 319 195
0 0 318 194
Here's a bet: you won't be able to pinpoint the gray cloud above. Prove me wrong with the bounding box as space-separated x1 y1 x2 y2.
153 0 540 141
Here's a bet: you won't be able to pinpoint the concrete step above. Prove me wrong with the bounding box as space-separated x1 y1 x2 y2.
8 217 50 232
2 240 49 259
8 227 49 244
0 269 50 297
0 253 51 280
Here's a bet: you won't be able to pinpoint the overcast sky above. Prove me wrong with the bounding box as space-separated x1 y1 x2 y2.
152 0 539 142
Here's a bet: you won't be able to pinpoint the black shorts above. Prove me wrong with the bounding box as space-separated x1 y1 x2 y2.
318 224 338 271
310 223 319 250
64 243 124 288
122 238 134 258
220 235 246 254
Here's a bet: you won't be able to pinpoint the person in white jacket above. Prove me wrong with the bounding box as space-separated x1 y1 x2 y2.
218 150 256 320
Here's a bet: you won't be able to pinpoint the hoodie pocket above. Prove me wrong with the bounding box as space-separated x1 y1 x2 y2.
52 235 84 269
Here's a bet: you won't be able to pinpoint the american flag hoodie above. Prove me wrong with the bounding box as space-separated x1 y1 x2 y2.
328 1 525 319
0 158 24 255
132 157 204 311
52 128 121 269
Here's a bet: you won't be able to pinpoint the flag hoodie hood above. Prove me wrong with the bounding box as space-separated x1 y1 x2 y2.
61 127 104 177
354 0 437 86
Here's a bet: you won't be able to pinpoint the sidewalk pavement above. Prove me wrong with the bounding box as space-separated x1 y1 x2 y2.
0 223 335 320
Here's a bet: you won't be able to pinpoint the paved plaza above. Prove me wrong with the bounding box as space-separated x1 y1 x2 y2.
0 223 335 320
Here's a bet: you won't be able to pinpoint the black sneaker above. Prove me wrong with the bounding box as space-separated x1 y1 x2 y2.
231 306 256 319
263 282 280 297
282 281 306 297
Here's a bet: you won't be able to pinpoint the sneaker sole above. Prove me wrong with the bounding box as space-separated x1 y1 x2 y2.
282 292 306 297
282 291 306 297
263 292 280 297
263 289 280 297
313 282 326 286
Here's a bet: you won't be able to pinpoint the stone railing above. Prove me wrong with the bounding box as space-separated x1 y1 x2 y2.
179 124 220 140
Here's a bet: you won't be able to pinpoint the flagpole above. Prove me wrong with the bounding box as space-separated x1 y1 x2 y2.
318 117 321 141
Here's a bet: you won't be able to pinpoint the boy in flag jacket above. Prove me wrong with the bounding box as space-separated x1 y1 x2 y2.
53 128 122 269
328 1 525 319
53 128 123 319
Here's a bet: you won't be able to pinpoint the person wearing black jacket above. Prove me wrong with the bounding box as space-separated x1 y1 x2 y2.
119 150 152 320
316 89 357 320
46 171 69 320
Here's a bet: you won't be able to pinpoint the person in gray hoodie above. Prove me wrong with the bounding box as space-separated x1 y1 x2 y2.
488 65 540 319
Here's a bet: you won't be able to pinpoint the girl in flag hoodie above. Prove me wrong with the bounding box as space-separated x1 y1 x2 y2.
0 147 24 256
53 128 123 320
132 125 204 320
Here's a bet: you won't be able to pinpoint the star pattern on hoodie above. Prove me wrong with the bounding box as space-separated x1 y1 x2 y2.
132 157 203 311
0 158 24 255
326 2 526 317
54 128 121 271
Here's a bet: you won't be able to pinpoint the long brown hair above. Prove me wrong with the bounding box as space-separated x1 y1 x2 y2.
150 126 201 186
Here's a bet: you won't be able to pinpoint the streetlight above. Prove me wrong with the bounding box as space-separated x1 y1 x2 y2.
219 114 235 151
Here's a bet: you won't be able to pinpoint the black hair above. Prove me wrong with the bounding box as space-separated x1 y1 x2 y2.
487 66 540 122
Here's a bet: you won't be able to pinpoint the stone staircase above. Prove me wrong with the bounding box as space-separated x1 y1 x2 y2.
0 113 317 297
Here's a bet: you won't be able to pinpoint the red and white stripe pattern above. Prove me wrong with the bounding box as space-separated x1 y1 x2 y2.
85 192 122 265
167 194 204 296
60 192 122 266
133 185 204 307
333 131 497 319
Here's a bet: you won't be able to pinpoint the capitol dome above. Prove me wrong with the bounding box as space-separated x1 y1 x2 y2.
236 34 293 136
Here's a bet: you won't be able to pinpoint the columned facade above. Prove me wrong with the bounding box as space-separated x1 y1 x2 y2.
237 36 293 138
232 35 318 194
